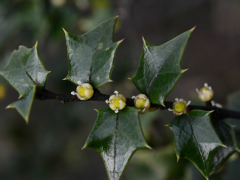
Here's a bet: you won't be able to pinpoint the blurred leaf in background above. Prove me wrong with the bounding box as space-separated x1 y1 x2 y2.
127 145 188 180
226 91 240 135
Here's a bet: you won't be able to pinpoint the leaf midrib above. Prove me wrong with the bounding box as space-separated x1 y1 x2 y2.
20 60 37 86
88 22 114 83
145 43 175 95
186 114 208 174
113 113 119 178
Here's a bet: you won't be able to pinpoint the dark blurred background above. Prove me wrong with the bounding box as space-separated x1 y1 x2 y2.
0 0 240 180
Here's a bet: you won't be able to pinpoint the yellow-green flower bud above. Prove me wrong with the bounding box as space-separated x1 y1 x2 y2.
106 91 126 113
132 94 150 114
168 98 191 116
196 83 214 102
71 81 94 100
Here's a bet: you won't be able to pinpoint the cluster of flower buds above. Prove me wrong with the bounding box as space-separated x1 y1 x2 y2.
196 83 214 102
168 98 191 116
132 94 150 114
71 81 94 100
71 81 221 115
105 91 126 113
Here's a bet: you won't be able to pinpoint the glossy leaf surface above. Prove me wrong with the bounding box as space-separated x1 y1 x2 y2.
0 44 49 97
0 44 49 121
63 16 122 88
83 107 149 180
131 28 194 106
167 110 224 179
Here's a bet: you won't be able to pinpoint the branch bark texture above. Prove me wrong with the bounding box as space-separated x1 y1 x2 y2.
35 89 240 120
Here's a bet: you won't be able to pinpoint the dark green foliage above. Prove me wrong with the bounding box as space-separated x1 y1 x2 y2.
167 110 224 179
1 16 240 180
130 28 194 106
0 44 50 121
83 107 150 180
63 16 122 88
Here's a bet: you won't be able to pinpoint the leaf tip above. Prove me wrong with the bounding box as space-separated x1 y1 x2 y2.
127 77 132 81
94 109 99 112
18 95 23 99
142 36 146 43
35 41 38 48
209 110 214 114
190 26 197 32
176 156 180 162
62 77 68 81
164 124 169 127
145 144 152 150
182 68 189 73
81 144 87 150
24 117 29 124
62 27 68 35
108 80 114 83
221 144 228 148
118 38 125 44
6 105 14 109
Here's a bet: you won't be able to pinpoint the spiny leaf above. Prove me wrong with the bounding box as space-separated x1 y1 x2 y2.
63 16 123 88
211 120 240 173
83 107 150 180
0 44 50 121
6 85 36 123
0 43 49 97
130 28 194 106
167 110 224 179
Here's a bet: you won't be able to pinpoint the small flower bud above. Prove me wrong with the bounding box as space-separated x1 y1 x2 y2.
196 83 214 102
71 81 94 100
132 94 150 114
168 98 191 116
106 91 126 113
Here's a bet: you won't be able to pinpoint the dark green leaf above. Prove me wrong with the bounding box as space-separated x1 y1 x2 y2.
83 107 150 180
211 120 239 173
0 43 50 97
130 28 194 106
167 110 224 179
63 16 122 88
6 85 36 122
0 44 50 121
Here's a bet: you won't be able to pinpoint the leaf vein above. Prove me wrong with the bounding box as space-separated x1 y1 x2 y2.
145 43 174 95
186 114 207 173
